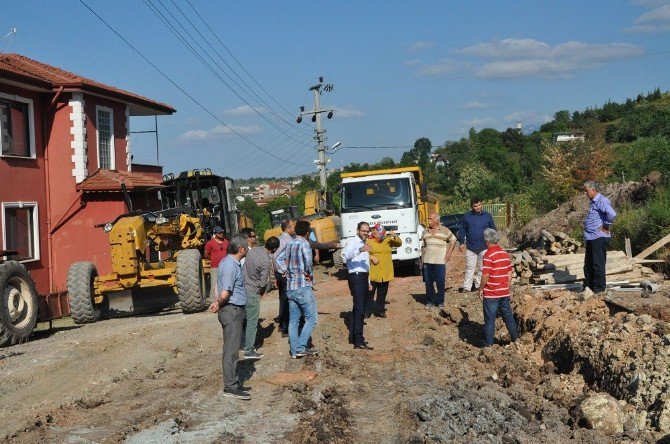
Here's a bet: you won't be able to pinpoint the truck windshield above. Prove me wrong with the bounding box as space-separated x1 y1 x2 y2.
341 178 413 213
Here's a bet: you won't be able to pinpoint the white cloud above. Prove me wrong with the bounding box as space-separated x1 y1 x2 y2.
504 110 552 125
455 38 643 78
461 101 491 109
222 105 266 116
332 106 365 119
458 38 550 59
627 3 670 32
179 124 262 142
407 40 435 53
403 59 421 67
414 58 472 77
462 117 496 128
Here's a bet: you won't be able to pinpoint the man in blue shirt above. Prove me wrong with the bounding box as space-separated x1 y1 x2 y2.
457 197 496 292
210 233 250 400
583 180 617 293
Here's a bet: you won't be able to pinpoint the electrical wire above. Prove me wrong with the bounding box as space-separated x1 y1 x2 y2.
143 0 312 149
78 0 310 167
166 0 313 139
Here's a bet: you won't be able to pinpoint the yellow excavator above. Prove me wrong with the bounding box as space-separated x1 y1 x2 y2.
264 190 341 263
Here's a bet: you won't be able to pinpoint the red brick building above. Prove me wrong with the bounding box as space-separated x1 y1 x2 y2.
0 53 175 318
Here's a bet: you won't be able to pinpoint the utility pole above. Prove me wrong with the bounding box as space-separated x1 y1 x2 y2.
296 77 335 191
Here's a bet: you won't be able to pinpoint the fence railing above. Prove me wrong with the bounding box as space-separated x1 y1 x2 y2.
481 203 513 228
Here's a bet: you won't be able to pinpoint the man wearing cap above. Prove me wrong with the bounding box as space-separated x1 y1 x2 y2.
204 226 229 302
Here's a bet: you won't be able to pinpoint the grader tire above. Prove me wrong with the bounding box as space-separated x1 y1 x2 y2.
67 262 102 324
0 261 39 347
176 249 206 314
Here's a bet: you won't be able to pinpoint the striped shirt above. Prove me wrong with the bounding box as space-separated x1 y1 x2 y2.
422 225 457 264
481 245 512 298
275 236 313 291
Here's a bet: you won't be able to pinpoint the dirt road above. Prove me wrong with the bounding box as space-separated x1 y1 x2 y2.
0 252 664 443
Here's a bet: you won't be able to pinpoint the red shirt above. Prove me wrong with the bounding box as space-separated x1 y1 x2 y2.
481 245 512 298
205 238 229 268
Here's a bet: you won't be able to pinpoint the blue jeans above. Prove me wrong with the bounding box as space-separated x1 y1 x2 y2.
483 297 518 347
287 286 318 356
424 263 446 305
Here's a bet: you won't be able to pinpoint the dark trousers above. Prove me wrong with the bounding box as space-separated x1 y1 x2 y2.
483 297 518 347
367 281 389 315
348 272 368 346
584 237 609 292
218 304 245 390
424 263 446 305
276 271 288 333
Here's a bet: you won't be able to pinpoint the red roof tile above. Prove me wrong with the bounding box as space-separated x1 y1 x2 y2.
0 53 175 115
76 169 163 192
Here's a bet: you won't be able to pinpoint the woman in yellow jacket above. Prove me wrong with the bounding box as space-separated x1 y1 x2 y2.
366 223 402 318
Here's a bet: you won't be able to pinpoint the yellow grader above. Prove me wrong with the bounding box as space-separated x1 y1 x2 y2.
67 169 241 324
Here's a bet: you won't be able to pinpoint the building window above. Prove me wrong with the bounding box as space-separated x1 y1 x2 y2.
2 202 39 262
0 94 35 158
96 106 115 170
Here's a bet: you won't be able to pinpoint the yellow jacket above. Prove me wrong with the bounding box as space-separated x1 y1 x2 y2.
367 234 403 282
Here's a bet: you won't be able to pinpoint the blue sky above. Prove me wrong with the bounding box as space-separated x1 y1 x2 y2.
3 1 670 179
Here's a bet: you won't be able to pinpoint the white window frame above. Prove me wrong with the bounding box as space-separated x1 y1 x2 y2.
1 201 40 263
0 92 36 159
95 105 115 170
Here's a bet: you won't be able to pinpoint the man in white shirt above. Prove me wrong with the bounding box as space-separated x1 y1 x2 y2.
343 221 373 350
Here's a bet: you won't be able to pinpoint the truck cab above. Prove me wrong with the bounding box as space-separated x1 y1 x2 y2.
339 166 437 272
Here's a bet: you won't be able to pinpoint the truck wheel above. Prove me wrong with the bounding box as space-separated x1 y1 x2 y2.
0 261 38 346
67 262 102 324
176 249 206 314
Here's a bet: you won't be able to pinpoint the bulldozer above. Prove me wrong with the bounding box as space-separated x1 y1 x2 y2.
66 169 241 324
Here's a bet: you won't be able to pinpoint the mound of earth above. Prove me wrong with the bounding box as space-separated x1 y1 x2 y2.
517 171 662 246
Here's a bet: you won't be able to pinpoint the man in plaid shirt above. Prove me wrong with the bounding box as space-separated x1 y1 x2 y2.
276 220 319 358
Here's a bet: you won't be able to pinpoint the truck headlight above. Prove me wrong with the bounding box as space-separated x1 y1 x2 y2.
405 247 412 254
104 223 113 233
405 237 412 244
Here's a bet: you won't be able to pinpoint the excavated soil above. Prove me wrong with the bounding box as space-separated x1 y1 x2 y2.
517 172 663 245
0 251 668 443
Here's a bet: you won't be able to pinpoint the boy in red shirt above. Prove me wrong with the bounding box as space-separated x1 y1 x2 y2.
479 228 518 347
204 226 229 302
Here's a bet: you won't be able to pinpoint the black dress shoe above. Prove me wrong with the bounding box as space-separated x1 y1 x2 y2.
354 343 374 350
348 337 354 344
374 312 387 318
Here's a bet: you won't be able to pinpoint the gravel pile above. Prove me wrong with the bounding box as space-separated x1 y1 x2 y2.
405 382 573 443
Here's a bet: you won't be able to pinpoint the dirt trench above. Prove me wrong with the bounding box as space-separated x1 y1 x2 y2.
513 286 670 434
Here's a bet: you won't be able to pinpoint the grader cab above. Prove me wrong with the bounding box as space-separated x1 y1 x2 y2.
66 169 239 324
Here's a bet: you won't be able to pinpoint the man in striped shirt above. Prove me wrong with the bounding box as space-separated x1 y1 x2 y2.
479 228 518 347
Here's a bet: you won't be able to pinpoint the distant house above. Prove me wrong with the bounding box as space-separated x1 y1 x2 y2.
430 153 448 168
252 182 291 202
0 53 175 312
552 132 586 143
